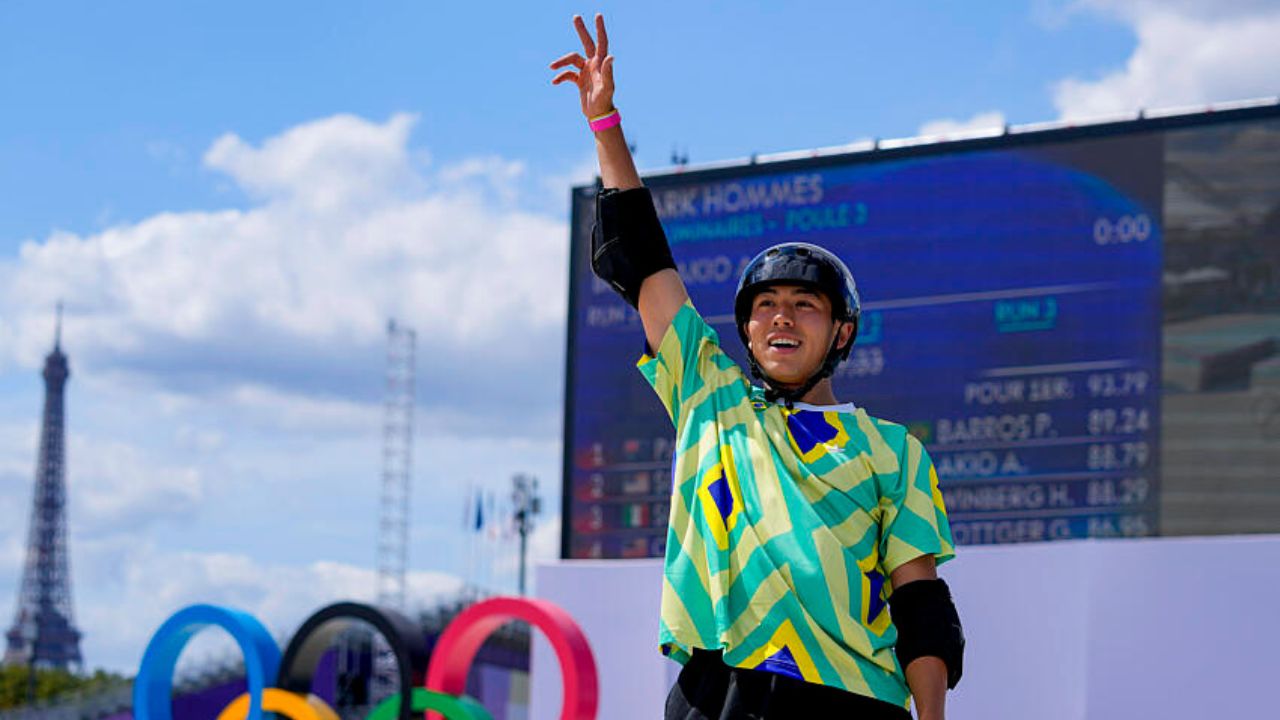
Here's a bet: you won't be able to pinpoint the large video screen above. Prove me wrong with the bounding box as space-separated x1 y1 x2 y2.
561 106 1280 559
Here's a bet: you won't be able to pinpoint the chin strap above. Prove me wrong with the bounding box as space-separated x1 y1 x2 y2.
748 332 845 409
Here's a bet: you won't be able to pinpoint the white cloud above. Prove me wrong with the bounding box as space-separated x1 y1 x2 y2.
0 113 569 438
225 383 379 434
917 111 1008 139
0 421 37 481
1052 2 1280 118
1075 0 1279 22
204 113 422 211
69 433 204 535
174 425 225 454
0 113 573 673
436 155 528 207
481 510 562 596
0 423 38 581
0 424 203 580
74 537 465 672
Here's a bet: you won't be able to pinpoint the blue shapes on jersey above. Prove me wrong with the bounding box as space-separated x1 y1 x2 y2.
866 568 886 622
757 646 804 681
786 410 841 454
706 474 734 524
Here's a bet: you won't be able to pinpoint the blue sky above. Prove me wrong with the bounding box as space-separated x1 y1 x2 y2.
0 0 1144 246
0 0 1276 671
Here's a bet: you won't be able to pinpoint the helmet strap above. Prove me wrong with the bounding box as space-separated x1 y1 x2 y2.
748 329 845 409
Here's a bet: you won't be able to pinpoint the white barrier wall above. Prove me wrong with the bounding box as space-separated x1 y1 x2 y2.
531 535 1280 719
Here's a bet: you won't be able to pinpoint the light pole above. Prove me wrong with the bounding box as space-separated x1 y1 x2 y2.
511 474 542 596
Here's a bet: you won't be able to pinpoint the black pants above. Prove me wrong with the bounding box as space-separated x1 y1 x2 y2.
665 649 914 720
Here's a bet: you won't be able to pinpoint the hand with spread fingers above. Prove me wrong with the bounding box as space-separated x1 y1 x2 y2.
549 13 685 355
550 14 615 120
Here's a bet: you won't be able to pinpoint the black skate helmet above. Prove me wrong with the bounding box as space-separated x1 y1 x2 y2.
733 242 861 404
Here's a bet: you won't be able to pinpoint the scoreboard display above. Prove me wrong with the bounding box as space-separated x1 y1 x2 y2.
561 105 1280 559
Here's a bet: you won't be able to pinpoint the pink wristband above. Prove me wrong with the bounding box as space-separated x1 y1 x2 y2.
589 110 621 132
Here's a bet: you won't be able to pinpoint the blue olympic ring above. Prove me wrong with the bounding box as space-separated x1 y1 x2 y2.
133 604 281 720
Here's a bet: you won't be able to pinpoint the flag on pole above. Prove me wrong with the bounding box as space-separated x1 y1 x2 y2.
486 491 500 539
462 482 474 530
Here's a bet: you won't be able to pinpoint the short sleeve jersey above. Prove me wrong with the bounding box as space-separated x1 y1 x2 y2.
638 302 955 709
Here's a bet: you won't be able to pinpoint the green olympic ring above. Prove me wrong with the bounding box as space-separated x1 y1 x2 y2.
367 688 493 720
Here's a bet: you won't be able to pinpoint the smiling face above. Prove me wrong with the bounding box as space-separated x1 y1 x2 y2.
744 284 855 387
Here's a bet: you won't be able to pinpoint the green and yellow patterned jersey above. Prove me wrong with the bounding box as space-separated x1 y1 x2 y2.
638 302 955 709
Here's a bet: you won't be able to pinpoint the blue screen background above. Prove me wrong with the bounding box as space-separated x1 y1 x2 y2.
564 135 1163 558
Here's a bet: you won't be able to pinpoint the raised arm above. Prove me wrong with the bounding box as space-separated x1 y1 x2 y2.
551 14 688 351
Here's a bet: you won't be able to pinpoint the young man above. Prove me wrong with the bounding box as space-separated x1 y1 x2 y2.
553 15 964 719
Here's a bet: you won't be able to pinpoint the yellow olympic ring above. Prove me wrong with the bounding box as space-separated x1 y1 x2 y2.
215 688 340 720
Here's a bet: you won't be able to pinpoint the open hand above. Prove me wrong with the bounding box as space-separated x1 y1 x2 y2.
550 14 615 119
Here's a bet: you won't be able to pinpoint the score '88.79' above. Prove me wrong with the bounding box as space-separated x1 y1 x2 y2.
1087 441 1150 471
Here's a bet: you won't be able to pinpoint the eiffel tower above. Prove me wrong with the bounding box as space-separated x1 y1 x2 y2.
4 306 82 670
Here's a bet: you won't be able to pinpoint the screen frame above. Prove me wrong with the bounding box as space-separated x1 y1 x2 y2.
559 101 1280 559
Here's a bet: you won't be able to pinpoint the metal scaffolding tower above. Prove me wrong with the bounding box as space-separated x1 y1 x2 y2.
377 319 415 610
372 319 417 711
336 319 417 719
5 305 83 673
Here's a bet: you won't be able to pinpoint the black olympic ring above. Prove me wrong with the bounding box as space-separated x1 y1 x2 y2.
276 602 429 720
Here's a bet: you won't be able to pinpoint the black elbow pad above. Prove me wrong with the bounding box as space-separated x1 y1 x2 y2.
591 187 676 308
889 578 965 689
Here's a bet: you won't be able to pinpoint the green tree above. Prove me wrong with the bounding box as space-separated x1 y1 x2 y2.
0 665 127 709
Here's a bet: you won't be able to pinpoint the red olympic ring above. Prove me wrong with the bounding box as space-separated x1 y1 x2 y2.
424 597 599 720
136 596 599 720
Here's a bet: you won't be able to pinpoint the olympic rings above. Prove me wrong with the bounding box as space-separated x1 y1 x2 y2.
215 689 340 720
135 596 599 720
367 688 493 720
